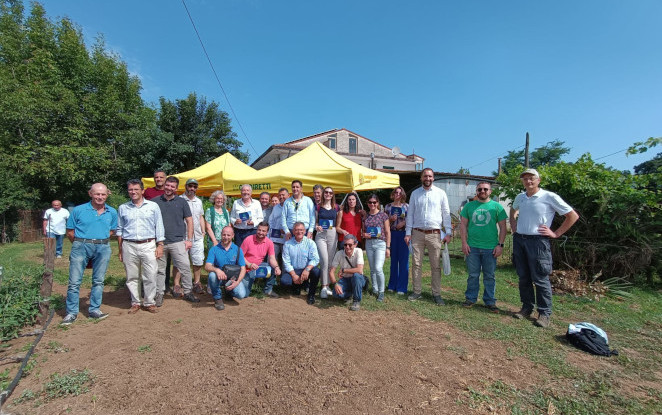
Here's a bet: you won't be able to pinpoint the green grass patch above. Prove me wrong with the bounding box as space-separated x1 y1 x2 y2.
0 264 41 340
137 344 152 354
44 369 93 399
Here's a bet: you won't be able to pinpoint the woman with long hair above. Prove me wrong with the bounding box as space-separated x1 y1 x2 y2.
315 186 339 298
363 194 391 302
336 192 363 249
385 186 409 295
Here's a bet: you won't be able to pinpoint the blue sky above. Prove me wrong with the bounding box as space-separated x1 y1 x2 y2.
38 0 661 175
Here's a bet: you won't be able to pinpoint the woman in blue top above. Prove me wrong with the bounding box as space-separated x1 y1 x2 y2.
385 186 409 295
315 186 339 298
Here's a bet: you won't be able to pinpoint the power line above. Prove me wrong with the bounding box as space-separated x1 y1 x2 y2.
466 144 526 170
181 0 258 157
594 148 627 161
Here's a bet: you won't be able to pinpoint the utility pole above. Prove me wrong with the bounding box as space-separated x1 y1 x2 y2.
524 132 530 167
498 157 502 175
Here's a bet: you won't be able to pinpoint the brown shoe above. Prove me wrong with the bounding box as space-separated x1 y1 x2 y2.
513 308 533 320
128 304 141 314
193 282 204 295
172 285 183 298
534 314 550 328
143 305 158 314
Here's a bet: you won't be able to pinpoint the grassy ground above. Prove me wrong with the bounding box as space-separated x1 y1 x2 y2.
1 240 661 414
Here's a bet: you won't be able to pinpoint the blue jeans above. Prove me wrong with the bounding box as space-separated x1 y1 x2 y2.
387 230 409 293
208 271 252 300
248 268 276 294
280 267 320 298
465 247 497 305
333 273 366 302
47 232 65 256
365 238 386 294
513 234 553 316
66 241 111 316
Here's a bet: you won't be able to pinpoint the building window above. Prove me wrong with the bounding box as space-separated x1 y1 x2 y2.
349 138 357 154
415 163 423 171
382 166 394 170
328 138 336 149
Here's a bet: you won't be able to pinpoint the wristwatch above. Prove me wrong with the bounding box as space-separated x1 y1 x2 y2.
498 243 505 247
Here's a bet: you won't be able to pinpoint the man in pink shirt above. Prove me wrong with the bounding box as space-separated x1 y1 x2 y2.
240 221 281 298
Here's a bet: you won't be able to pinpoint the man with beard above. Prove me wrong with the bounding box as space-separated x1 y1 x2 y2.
172 178 206 295
460 182 507 313
152 176 200 306
405 168 452 305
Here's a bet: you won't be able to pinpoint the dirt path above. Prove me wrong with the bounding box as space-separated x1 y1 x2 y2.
6 285 542 414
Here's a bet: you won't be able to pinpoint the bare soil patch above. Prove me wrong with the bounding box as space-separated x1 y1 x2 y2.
6 285 543 414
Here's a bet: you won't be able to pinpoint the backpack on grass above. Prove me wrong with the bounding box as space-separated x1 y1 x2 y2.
565 322 619 357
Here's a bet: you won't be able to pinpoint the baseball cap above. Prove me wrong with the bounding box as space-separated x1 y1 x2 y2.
519 168 540 178
185 178 199 186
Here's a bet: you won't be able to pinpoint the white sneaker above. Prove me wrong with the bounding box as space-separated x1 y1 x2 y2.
320 288 328 299
323 286 333 297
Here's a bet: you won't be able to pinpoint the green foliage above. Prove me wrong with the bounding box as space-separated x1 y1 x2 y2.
1 367 10 390
634 152 662 175
497 154 661 281
626 136 661 155
0 1 247 215
0 265 41 340
44 369 92 399
137 344 152 353
495 140 570 175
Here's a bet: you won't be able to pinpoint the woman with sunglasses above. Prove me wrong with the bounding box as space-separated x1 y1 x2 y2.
385 186 409 295
362 194 391 302
315 187 339 298
336 192 364 250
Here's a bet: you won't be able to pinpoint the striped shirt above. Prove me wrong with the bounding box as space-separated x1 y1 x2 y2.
116 199 165 242
281 195 316 235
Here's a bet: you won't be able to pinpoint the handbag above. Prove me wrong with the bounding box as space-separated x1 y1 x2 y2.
442 243 451 276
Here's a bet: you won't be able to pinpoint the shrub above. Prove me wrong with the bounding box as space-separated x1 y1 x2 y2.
0 266 41 340
497 155 661 282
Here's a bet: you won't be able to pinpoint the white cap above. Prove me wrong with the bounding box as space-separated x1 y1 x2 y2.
519 168 540 178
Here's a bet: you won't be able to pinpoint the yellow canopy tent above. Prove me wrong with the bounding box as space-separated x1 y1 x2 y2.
223 142 400 196
141 152 256 197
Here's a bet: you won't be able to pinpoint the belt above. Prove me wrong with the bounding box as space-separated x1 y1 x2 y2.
413 228 440 235
124 238 155 244
514 233 548 239
74 237 109 244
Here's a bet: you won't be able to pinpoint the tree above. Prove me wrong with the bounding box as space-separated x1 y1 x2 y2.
634 152 662 175
497 154 661 283
155 92 248 172
494 140 570 175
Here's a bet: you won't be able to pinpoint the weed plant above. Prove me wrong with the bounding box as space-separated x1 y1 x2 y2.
0 265 41 340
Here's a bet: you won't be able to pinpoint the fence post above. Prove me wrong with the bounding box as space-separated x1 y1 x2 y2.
39 235 55 324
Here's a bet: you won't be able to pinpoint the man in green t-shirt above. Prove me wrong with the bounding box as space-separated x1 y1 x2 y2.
460 182 507 312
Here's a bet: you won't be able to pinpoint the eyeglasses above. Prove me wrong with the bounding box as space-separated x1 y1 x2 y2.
344 243 355 248
367 201 378 205
324 190 333 194
476 188 490 192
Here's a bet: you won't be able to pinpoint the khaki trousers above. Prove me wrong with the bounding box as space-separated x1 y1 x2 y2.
411 229 443 296
122 241 158 306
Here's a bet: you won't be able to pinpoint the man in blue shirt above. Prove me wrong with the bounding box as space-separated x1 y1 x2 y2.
281 180 315 240
61 183 118 326
204 226 247 311
282 222 320 305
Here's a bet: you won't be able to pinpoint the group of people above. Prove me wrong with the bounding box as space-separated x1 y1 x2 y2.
55 166 577 329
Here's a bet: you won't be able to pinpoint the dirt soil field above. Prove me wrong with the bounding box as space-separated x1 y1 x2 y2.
5 284 544 415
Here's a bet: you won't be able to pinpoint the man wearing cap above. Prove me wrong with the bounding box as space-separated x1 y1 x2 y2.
61 183 117 325
510 168 579 328
405 168 453 305
172 178 206 295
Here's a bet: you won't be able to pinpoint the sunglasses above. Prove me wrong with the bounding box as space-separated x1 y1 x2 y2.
324 190 333 194
476 188 490 192
344 243 355 248
367 201 378 204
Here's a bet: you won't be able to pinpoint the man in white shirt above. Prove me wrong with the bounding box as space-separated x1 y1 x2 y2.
174 178 206 294
509 168 578 328
268 188 289 269
116 179 165 314
405 168 453 305
230 184 264 248
281 180 315 240
43 200 70 258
